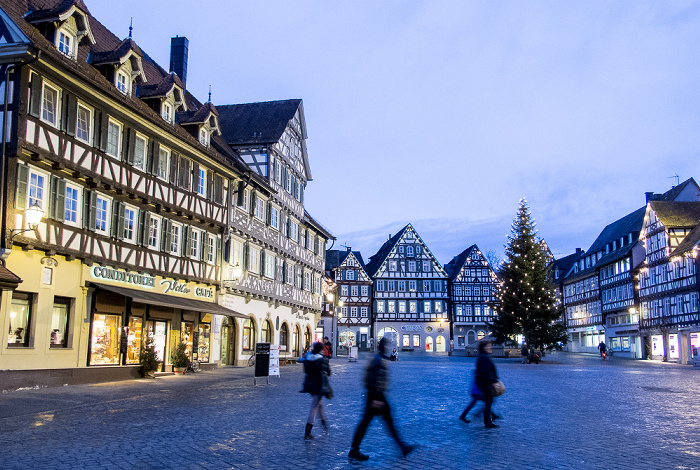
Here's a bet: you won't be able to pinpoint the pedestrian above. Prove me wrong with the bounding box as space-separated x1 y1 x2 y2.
323 336 333 359
301 342 332 440
390 348 398 361
598 341 607 357
459 375 500 423
475 339 500 428
528 345 540 364
521 342 528 364
348 337 416 461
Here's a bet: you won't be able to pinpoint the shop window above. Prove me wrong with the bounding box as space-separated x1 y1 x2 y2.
50 297 71 348
198 324 211 363
293 325 301 356
262 320 273 343
125 317 143 364
377 327 397 347
279 323 289 352
425 336 434 351
403 334 410 347
243 319 255 351
8 294 32 347
304 327 311 350
457 336 465 347
90 314 122 365
181 322 194 358
477 330 486 341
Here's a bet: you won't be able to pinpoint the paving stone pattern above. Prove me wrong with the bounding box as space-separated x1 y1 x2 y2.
0 352 699 470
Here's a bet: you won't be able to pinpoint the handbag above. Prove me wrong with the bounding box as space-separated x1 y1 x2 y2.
490 380 505 397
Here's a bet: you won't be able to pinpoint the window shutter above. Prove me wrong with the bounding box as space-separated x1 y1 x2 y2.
249 190 256 216
148 140 159 175
124 127 135 164
60 92 68 133
300 184 304 204
266 201 271 225
206 170 214 200
314 236 319 255
182 225 190 257
191 161 199 193
53 177 66 221
260 250 266 275
242 241 249 271
286 216 291 239
15 163 28 209
202 233 210 261
99 114 109 153
272 256 277 280
179 157 190 189
213 175 223 205
29 73 42 118
87 191 97 231
65 92 77 136
113 201 124 239
138 211 147 246
236 180 244 206
162 219 171 252
169 151 178 185
92 110 102 149
281 259 286 283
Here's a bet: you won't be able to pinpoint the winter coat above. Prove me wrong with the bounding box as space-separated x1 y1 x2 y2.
323 341 332 358
364 352 389 401
302 353 330 395
521 345 528 356
475 352 498 395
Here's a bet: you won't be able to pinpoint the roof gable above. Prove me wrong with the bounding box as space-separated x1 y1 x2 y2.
366 223 447 278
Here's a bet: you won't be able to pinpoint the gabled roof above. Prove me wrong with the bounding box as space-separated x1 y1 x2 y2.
647 201 700 229
138 72 185 99
217 99 303 146
587 207 646 255
325 250 368 272
176 101 220 135
26 0 95 45
366 226 409 277
0 6 33 62
89 37 142 64
444 244 478 280
552 249 583 278
670 223 700 257
647 178 700 202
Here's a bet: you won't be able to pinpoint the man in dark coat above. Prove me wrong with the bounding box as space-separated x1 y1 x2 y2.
302 342 331 440
475 339 499 428
348 337 416 461
521 342 529 363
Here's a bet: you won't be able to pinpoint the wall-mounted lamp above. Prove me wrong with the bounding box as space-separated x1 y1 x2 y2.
230 263 243 280
10 202 43 241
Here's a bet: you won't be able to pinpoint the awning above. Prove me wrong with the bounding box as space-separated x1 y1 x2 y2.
92 283 247 318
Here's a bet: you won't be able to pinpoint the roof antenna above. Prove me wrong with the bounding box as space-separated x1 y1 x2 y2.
128 18 133 39
208 85 211 103
668 173 679 187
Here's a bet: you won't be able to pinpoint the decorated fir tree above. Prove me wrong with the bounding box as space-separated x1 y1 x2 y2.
488 199 567 350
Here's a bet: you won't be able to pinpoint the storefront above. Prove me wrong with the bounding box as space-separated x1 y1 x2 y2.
86 266 245 371
376 322 450 353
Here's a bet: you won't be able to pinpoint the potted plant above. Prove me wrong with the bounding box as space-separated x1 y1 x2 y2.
140 335 159 378
171 341 190 374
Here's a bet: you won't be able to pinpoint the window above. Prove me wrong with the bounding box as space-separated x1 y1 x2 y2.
388 281 395 291
41 82 59 126
341 285 349 296
50 298 70 348
279 323 289 350
389 260 397 271
388 301 396 313
409 280 417 292
242 319 255 351
95 194 110 233
290 221 299 242
28 168 47 210
423 261 431 272
8 294 31 347
198 168 206 196
399 246 404 254
361 307 368 317
117 71 129 94
189 228 200 259
264 252 275 278
270 206 279 229
148 216 161 249
407 246 414 257
133 135 147 170
286 263 294 285
424 301 432 313
410 301 417 313
169 222 181 254
207 235 216 264
399 301 406 313
262 320 273 343
249 246 260 273
231 239 242 267
413 334 420 348
178 157 190 189
58 30 73 57
106 119 121 158
76 104 91 142
157 148 169 180
254 196 265 220
423 281 431 292
351 285 359 296
122 205 136 242
377 280 385 291
64 184 80 225
377 301 385 313
199 128 209 146
361 285 369 296
398 281 406 291
435 301 442 313
408 261 416 271
163 103 172 122
434 280 442 291
347 270 355 281
455 286 463 296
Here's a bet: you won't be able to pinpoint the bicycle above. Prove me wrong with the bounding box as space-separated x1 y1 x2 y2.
185 360 202 374
248 355 255 367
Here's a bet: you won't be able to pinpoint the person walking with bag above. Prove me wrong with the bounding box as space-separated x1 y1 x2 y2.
301 342 331 440
348 337 416 461
475 339 501 429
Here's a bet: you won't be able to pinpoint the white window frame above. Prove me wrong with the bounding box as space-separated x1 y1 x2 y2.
351 307 358 317
157 147 169 180
231 239 242 268
264 252 275 278
388 301 395 313
361 285 369 296
377 301 385 313
304 272 311 291
190 228 200 259
249 246 260 274
286 262 294 285
148 215 161 250
389 260 397 271
41 81 60 127
410 301 417 313
116 70 129 95
347 270 355 281
162 102 172 123
64 182 81 226
56 28 76 59
106 118 122 158
270 206 279 230
423 261 430 272
133 134 147 171
169 222 182 255
27 167 48 213
199 127 209 147
341 285 349 296
361 307 368 318
94 193 111 235
207 235 216 264
434 301 442 313
122 203 137 243
76 103 92 143
424 301 432 313
290 220 299 242
351 285 359 296
254 196 265 221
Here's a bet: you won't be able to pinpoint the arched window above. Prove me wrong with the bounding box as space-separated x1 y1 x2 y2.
280 323 289 351
425 336 434 352
304 327 311 350
436 335 446 352
293 325 301 356
242 319 255 351
467 331 476 345
262 320 273 343
377 327 398 348
477 330 486 341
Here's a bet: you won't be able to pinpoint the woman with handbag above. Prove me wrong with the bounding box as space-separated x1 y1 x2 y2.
475 339 502 429
302 342 331 440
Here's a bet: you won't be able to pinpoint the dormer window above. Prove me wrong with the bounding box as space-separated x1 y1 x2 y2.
116 71 129 94
163 103 172 123
199 128 209 147
58 30 74 57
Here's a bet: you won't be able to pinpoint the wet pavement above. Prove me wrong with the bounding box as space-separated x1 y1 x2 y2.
0 351 698 469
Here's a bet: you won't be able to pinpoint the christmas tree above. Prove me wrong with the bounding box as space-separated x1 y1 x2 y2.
488 199 567 350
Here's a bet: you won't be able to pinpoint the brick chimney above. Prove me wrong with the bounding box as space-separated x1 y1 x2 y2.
169 36 188 88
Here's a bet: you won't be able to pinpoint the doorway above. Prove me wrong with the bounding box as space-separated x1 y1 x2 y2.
220 317 237 365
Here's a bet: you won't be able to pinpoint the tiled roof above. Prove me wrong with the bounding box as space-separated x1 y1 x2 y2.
177 101 218 125
217 100 302 146
365 225 410 277
0 265 22 286
138 72 184 99
90 37 142 65
325 250 367 272
25 0 90 22
649 201 700 229
670 223 700 256
647 178 700 202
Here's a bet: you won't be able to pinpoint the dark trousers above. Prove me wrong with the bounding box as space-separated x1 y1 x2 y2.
459 397 478 419
351 397 403 451
482 392 494 426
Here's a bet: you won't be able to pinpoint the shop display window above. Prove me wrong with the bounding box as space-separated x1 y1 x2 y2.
340 330 356 348
279 323 289 351
181 322 194 358
125 317 143 364
243 319 255 351
8 294 32 347
413 334 420 347
669 334 679 359
457 336 465 347
691 333 700 359
50 298 70 348
262 320 273 343
425 336 434 351
621 336 630 351
198 324 210 363
90 314 121 365
611 337 621 351
147 321 168 364
403 334 410 347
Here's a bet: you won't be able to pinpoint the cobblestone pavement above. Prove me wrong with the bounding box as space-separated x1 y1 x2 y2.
1 352 699 470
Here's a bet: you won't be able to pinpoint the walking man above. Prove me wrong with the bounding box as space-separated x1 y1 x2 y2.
348 337 416 461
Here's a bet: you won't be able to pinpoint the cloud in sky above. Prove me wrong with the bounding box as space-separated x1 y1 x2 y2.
89 1 700 262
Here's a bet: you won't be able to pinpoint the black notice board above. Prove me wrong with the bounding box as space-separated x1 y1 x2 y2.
254 342 271 377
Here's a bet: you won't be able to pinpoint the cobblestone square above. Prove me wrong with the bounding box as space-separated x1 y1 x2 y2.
1 352 699 470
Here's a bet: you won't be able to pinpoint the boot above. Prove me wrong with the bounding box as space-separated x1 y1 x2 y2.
304 423 314 440
321 419 329 433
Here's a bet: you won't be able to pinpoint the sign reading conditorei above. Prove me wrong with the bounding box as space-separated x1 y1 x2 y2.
92 266 155 287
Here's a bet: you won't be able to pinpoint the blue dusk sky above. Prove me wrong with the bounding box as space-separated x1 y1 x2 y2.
88 1 700 266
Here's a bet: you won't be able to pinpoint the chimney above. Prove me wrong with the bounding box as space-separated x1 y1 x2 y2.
169 36 189 88
645 191 655 203
346 246 352 252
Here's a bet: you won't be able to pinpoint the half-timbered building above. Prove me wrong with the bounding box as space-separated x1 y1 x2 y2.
444 244 499 353
326 247 373 351
216 100 332 365
366 224 449 353
637 201 700 364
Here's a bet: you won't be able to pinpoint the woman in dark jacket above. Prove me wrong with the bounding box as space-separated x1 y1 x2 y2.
475 339 499 428
302 342 331 440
